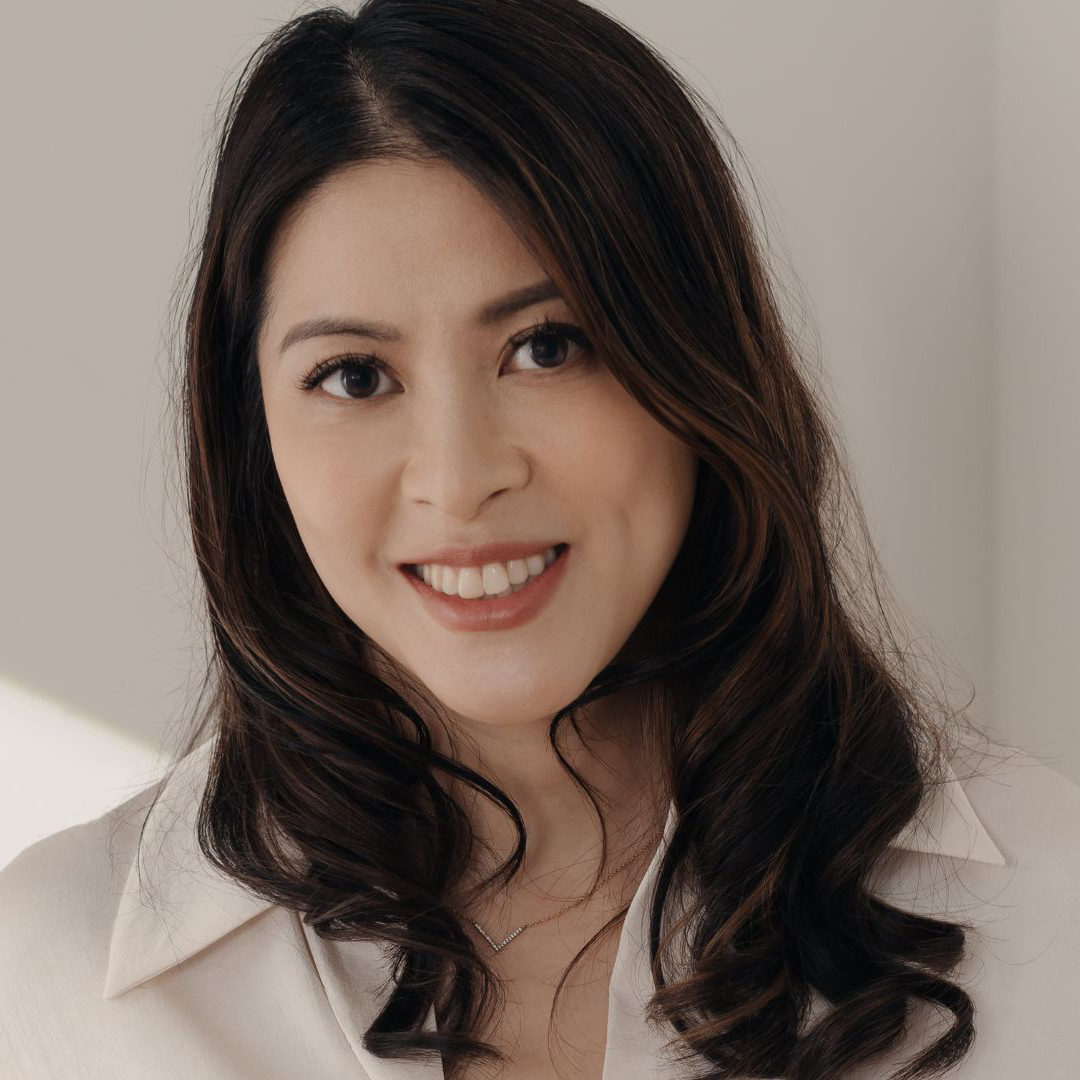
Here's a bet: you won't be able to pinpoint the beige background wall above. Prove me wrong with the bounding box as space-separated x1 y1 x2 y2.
1 0 1076 866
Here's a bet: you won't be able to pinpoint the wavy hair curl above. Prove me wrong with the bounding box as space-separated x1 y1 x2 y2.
153 2 980 1077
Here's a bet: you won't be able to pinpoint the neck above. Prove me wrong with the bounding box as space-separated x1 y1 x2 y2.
439 684 662 882
364 642 666 896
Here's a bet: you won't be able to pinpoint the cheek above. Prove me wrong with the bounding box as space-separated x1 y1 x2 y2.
566 385 696 529
266 418 379 565
611 439 695 556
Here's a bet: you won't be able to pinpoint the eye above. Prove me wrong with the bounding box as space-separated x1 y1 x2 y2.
506 318 593 374
297 355 393 401
295 318 593 402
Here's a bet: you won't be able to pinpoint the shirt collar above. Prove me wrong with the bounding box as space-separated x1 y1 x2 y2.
102 733 1005 1001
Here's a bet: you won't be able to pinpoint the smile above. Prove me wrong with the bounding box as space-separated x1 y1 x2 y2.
399 543 571 632
407 543 566 599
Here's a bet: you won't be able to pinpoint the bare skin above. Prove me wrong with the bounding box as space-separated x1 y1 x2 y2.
256 157 697 1076
447 863 649 1080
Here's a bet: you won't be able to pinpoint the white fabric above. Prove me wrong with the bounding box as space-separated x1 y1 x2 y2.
2 731 1078 1078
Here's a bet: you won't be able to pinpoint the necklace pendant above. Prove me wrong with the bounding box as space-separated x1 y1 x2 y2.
473 921 525 952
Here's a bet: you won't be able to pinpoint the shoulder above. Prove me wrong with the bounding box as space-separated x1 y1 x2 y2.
854 733 1080 1078
0 778 161 925
951 731 1080 882
899 733 1080 1077
950 735 1080 983
0 780 163 1026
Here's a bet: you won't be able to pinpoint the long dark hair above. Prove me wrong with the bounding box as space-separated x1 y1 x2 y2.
154 1 981 1077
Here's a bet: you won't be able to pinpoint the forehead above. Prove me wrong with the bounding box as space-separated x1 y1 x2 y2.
262 159 549 334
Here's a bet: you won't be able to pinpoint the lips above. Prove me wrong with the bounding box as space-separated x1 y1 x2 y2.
400 541 571 632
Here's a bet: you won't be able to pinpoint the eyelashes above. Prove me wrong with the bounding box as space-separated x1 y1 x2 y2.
294 316 594 402
295 353 393 399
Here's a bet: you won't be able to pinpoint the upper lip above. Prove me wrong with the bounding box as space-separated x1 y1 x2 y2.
398 540 567 568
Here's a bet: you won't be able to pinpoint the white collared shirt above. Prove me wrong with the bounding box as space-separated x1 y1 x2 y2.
2 732 1079 1078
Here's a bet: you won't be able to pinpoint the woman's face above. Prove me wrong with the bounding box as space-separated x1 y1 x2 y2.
257 159 697 731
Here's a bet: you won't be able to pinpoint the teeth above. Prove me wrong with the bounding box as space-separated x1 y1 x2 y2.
417 545 561 600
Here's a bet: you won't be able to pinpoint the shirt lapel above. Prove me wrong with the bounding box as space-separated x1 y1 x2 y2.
300 926 444 1079
103 733 1005 1080
892 763 1006 866
102 735 274 1000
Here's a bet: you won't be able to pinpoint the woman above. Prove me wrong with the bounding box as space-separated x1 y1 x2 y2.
2 1 1078 1078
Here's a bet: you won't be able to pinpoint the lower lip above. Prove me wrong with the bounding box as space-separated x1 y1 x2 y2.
398 544 571 632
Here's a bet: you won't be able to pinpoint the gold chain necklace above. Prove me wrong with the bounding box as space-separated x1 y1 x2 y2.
463 825 665 952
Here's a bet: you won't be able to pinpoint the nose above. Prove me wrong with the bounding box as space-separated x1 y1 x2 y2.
398 389 530 518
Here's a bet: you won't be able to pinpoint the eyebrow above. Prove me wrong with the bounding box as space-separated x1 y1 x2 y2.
277 278 564 355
